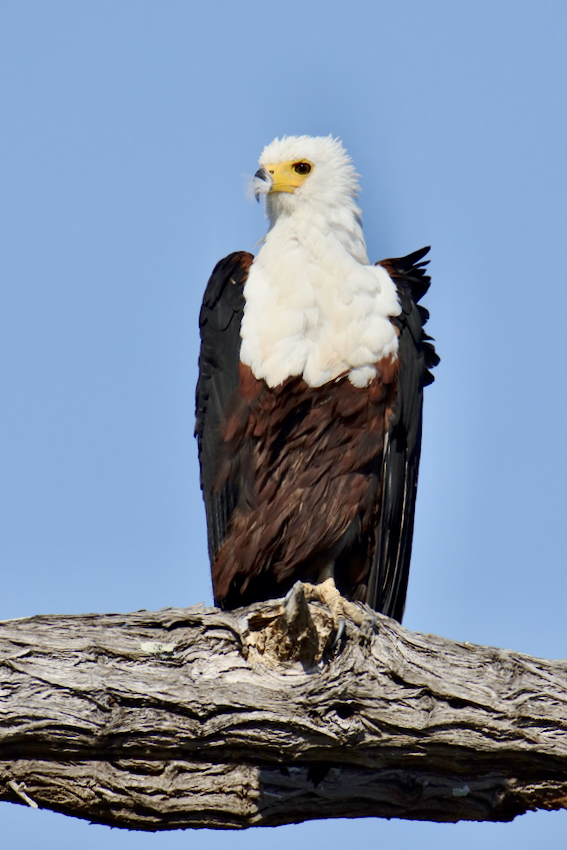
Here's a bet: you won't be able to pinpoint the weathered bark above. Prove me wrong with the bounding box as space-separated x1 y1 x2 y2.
1 592 567 830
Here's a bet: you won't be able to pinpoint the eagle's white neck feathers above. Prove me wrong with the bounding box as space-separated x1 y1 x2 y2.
240 135 401 388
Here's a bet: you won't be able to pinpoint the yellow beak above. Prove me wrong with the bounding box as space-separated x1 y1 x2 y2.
264 161 306 194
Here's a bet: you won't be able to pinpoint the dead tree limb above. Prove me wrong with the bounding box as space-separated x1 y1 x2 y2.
1 592 567 830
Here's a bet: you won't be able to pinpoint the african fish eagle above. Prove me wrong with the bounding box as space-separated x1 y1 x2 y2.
195 135 438 623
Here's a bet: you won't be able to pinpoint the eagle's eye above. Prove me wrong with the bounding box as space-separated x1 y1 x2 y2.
293 162 312 175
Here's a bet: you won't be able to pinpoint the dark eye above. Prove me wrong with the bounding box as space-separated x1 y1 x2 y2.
293 162 312 175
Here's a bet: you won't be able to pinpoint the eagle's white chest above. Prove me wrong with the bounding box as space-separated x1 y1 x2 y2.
239 215 401 388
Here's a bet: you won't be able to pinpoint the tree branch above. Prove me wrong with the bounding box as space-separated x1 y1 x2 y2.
1 592 567 830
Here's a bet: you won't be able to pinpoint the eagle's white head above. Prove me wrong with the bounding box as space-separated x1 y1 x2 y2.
253 135 368 265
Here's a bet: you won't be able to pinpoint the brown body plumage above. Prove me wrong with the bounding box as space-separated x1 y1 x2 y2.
212 357 398 609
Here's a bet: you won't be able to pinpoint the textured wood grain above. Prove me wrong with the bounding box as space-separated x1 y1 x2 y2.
1 593 567 830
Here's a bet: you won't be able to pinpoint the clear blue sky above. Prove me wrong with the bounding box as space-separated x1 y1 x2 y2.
2 1 567 847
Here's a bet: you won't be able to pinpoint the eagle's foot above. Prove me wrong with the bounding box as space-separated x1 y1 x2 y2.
302 577 364 624
300 577 375 652
240 580 378 665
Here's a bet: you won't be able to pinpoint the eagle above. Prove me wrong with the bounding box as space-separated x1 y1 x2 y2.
195 135 438 625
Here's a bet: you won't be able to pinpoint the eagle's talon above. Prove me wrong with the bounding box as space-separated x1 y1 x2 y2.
328 617 346 655
359 613 379 644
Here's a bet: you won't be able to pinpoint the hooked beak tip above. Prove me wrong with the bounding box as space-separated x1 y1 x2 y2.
253 167 271 203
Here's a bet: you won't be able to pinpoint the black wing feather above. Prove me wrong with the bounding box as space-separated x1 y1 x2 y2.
195 252 252 562
366 247 438 621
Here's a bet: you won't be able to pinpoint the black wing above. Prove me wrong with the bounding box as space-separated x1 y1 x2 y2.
366 247 439 621
195 251 253 563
